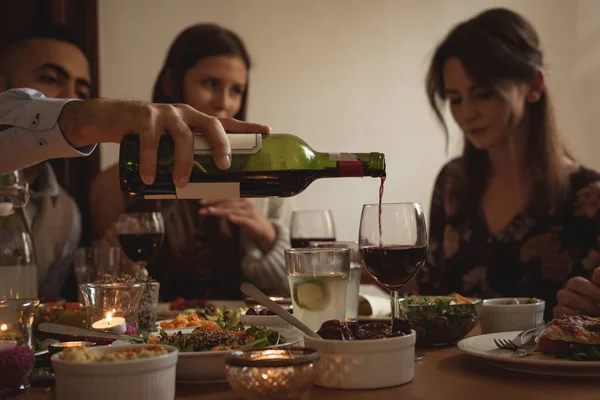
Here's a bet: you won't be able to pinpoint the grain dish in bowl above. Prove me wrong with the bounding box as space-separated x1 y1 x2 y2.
139 325 303 383
51 344 177 400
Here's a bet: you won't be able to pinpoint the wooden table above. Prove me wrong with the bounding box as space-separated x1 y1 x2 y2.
23 322 600 400
23 344 599 400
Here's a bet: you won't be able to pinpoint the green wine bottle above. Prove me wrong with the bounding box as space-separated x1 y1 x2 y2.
119 133 386 199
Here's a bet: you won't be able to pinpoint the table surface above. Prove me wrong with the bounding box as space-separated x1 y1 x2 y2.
24 326 600 400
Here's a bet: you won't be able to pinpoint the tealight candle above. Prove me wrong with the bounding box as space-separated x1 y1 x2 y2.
225 349 320 398
91 311 127 334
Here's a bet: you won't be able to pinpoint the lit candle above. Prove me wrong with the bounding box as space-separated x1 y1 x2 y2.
91 311 127 334
0 323 17 352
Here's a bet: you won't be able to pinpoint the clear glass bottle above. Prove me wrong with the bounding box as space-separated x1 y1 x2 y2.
0 171 37 299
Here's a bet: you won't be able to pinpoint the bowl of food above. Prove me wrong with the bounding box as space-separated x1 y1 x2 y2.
34 302 87 330
51 344 177 400
158 304 245 327
480 297 545 334
303 319 415 389
225 348 320 399
240 305 294 330
142 321 303 383
400 295 481 347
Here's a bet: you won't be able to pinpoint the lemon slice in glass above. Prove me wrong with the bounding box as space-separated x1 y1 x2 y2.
293 277 330 311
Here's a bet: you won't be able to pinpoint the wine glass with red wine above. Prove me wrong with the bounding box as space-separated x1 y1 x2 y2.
290 209 336 248
359 203 427 329
116 212 165 276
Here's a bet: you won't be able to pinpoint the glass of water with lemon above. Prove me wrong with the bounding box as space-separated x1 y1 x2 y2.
285 247 350 331
309 241 361 320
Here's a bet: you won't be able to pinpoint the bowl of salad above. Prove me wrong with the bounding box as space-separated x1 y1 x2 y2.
400 294 481 347
140 320 303 383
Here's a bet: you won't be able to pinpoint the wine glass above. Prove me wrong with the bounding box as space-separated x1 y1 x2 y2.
358 203 427 330
290 210 336 248
116 212 165 276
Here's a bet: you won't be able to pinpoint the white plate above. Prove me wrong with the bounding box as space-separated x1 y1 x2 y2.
116 326 303 383
457 331 600 377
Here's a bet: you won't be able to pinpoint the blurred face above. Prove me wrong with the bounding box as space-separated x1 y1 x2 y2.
443 57 529 150
2 38 91 100
182 55 247 119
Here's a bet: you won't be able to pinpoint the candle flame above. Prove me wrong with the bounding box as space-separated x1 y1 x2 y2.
106 311 112 324
0 324 6 331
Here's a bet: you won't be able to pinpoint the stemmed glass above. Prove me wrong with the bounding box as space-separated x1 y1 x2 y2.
290 210 336 248
358 203 427 330
116 212 165 276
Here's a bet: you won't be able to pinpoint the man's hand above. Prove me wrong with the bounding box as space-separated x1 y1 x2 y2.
554 267 600 317
58 100 270 186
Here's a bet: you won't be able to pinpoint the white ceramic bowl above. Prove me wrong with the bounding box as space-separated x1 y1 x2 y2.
51 344 178 400
480 298 545 334
303 330 416 389
240 313 294 330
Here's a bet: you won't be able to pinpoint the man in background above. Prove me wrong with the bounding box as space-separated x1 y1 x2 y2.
0 24 91 298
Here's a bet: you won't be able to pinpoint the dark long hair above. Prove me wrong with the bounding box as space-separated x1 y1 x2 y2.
152 23 251 120
425 8 569 215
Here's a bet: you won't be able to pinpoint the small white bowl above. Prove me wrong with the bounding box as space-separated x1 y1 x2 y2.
303 330 416 389
240 313 294 330
51 344 178 400
480 298 545 334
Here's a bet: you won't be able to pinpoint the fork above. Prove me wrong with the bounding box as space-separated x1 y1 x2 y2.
493 326 544 350
513 327 546 357
493 337 519 350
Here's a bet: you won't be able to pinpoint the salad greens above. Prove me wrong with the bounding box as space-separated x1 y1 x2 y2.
149 324 285 352
558 344 600 361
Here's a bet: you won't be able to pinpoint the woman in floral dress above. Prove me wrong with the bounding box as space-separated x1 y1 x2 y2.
419 8 600 320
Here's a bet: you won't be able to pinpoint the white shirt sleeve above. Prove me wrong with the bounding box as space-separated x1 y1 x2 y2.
0 88 97 174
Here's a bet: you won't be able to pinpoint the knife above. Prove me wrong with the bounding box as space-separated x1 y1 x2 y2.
38 323 143 343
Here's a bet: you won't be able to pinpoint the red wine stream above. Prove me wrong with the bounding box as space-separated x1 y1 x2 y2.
378 176 386 244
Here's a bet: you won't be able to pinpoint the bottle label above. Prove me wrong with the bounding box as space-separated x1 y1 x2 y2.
338 161 365 177
175 183 241 199
328 153 365 177
193 134 262 155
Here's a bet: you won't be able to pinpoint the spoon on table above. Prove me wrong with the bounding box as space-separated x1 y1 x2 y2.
240 283 321 339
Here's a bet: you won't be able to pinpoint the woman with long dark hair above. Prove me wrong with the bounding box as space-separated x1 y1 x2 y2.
91 24 292 300
420 8 600 319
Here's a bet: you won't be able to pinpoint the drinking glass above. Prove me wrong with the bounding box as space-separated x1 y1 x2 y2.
72 247 121 303
116 212 164 276
79 283 144 334
285 248 350 331
309 241 361 320
358 203 427 329
290 210 336 248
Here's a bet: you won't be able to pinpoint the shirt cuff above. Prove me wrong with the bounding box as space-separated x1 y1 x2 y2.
14 96 96 158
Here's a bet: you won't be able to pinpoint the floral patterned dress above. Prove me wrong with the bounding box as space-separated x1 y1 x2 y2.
419 159 600 320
